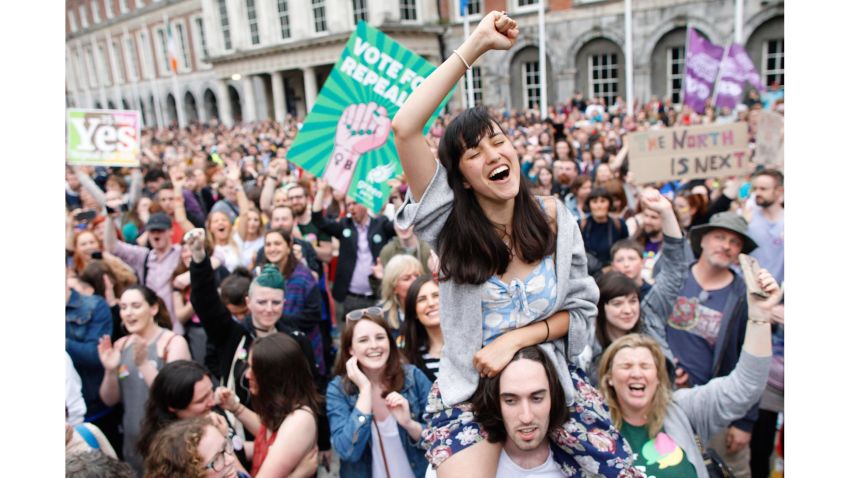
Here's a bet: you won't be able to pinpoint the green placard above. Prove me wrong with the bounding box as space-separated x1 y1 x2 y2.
287 21 451 213
67 109 141 167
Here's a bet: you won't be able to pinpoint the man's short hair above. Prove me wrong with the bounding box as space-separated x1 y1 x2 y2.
144 169 166 184
752 168 784 187
611 239 644 262
66 451 135 478
220 267 252 306
470 346 568 444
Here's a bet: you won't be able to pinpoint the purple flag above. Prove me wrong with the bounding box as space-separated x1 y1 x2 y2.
683 27 724 113
715 43 766 110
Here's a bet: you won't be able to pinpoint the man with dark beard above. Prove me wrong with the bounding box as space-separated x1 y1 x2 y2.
288 184 333 263
747 169 784 284
551 157 578 202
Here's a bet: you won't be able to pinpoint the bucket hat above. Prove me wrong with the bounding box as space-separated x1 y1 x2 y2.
688 212 758 257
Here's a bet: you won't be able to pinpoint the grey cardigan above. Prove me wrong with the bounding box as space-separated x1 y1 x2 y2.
660 351 770 478
396 163 598 406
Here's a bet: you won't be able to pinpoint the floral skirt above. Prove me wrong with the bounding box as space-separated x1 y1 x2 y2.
421 364 642 477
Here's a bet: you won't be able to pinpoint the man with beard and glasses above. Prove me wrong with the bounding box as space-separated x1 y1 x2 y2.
666 212 761 477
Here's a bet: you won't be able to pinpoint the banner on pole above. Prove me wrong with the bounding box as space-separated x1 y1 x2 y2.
67 109 141 167
286 21 451 214
683 28 724 114
755 110 784 167
715 43 765 110
627 122 750 184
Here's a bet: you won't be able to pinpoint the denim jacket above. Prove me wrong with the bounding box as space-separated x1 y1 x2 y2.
65 289 113 418
327 364 432 477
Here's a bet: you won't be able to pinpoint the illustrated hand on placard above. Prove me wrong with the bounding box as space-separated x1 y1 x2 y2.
323 102 391 194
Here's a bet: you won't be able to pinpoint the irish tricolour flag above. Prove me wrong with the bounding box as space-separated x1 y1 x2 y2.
166 23 179 73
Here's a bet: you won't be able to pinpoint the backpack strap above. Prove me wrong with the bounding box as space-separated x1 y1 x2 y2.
74 424 100 450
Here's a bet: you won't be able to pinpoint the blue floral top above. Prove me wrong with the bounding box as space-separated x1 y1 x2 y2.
481 255 558 345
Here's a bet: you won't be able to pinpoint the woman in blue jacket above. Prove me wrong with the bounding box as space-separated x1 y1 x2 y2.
327 308 432 477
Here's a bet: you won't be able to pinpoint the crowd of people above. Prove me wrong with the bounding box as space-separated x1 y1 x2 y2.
65 11 784 478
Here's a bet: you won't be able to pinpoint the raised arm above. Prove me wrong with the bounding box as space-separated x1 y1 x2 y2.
391 11 518 201
169 168 197 234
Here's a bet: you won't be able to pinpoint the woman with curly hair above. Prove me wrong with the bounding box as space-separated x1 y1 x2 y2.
136 360 250 474
216 332 322 477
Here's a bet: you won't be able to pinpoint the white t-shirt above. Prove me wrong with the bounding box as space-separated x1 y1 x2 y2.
370 415 416 478
425 448 562 478
495 448 562 478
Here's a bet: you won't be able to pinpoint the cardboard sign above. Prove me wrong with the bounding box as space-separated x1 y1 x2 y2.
628 122 751 184
286 21 451 213
755 110 784 166
67 109 141 167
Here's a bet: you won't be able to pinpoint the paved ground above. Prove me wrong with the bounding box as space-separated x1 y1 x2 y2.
317 453 341 478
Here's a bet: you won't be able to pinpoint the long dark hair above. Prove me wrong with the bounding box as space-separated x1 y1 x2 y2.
333 314 406 395
137 361 211 458
250 333 323 431
470 346 568 443
122 284 172 329
436 107 555 285
595 271 642 350
401 276 436 372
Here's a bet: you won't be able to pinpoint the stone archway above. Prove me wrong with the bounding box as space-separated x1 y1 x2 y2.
184 91 199 124
204 88 219 122
228 85 242 123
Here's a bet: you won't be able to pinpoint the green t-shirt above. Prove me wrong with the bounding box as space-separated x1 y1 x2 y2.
298 220 331 246
620 422 698 478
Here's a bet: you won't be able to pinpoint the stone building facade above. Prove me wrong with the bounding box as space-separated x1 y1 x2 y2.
65 0 783 125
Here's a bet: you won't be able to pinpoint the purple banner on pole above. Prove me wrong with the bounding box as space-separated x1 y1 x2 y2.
683 27 724 114
715 43 766 110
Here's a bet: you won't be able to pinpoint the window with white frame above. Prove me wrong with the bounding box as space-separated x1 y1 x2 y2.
312 0 327 33
400 0 416 21
105 0 113 18
139 31 153 78
73 49 86 90
91 0 101 23
176 23 191 69
98 44 112 86
246 0 260 45
589 52 618 107
69 11 78 33
667 46 684 104
79 5 89 28
471 66 483 106
124 36 139 80
217 0 232 50
156 27 170 74
111 40 125 83
85 47 98 88
120 0 129 14
515 0 539 12
194 17 210 59
352 0 368 24
763 39 784 87
522 61 541 109
277 0 291 39
460 0 482 17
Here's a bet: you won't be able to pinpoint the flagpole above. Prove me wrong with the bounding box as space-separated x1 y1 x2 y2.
462 7 474 108
123 25 145 125
711 43 731 107
164 13 186 128
624 0 633 117
538 0 548 119
683 23 691 110
734 0 743 44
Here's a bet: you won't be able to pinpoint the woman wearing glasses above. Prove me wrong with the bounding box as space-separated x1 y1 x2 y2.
217 333 323 477
144 416 318 478
326 309 433 477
